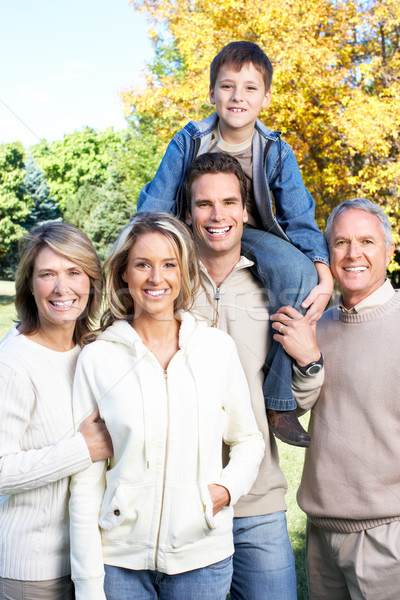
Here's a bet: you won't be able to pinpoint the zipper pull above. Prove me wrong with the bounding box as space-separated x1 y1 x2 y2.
215 287 220 301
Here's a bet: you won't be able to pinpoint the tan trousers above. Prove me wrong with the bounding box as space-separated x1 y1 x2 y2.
0 575 74 600
306 520 400 600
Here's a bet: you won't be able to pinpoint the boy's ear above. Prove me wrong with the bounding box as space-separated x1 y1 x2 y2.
209 86 216 106
185 210 192 226
243 205 249 225
262 89 272 110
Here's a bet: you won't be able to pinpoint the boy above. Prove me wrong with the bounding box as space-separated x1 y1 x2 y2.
138 41 332 447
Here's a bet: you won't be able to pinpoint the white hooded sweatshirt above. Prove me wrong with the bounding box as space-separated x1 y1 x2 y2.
70 312 264 600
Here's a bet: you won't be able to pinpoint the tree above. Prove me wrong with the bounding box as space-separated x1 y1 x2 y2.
110 125 164 203
23 157 61 229
31 127 123 212
84 179 133 261
0 143 30 259
62 177 132 262
122 0 400 240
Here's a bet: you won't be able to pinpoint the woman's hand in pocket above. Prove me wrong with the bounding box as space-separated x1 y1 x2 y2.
208 484 230 516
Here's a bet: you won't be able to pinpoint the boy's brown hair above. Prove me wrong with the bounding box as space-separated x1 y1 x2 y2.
210 41 273 92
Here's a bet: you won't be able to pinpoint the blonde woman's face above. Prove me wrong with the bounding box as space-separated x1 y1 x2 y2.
122 232 182 321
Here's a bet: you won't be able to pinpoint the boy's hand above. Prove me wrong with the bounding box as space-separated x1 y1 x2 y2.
302 262 334 323
302 283 332 323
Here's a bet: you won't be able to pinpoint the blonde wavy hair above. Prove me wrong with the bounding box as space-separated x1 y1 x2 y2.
101 212 200 329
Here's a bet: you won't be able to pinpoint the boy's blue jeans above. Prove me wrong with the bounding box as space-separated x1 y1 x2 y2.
241 226 318 411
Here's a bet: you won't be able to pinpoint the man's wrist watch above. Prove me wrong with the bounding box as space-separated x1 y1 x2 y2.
295 354 324 376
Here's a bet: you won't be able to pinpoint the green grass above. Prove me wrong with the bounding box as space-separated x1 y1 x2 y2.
277 417 310 600
0 282 310 596
0 280 16 338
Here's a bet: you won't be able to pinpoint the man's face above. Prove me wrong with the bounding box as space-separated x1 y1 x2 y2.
329 208 394 308
185 172 248 261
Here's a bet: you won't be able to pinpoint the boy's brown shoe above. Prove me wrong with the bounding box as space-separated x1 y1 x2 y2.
267 409 311 447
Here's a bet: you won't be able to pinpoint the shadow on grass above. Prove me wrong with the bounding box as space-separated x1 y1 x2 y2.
293 529 309 600
0 294 15 306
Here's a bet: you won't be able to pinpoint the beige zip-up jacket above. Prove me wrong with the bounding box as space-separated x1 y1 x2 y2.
196 257 323 518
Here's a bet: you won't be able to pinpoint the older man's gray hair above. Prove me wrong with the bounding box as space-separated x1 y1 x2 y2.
325 198 393 248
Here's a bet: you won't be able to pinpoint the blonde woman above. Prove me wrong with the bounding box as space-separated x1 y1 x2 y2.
70 212 264 600
0 222 113 600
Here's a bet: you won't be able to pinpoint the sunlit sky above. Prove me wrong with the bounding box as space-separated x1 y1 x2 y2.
0 0 154 148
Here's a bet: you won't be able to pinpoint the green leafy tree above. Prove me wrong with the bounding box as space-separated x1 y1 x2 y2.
0 143 30 259
31 127 122 212
61 125 163 252
110 125 164 204
62 182 103 231
84 179 133 261
63 178 131 261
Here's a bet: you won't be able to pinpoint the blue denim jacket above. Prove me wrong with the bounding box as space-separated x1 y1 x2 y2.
138 113 329 264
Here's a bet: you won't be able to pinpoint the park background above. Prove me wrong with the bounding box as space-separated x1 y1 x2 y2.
1 0 400 597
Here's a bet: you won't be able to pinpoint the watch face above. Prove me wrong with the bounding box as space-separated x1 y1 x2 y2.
307 364 323 376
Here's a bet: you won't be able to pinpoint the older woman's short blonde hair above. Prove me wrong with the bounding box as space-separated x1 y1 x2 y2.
15 222 102 345
101 212 200 328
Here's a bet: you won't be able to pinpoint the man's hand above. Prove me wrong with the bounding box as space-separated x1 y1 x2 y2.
79 408 113 463
271 306 321 367
208 484 231 516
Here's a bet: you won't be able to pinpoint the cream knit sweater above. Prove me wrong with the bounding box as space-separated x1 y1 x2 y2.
298 291 400 532
0 326 91 580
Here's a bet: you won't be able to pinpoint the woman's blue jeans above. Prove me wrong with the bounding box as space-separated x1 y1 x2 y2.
103 556 233 600
242 226 318 410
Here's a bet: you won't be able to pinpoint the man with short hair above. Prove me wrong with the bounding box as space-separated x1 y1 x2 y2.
182 152 323 600
273 197 400 599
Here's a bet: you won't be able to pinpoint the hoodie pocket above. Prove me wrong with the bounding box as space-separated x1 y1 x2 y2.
99 484 151 543
203 484 219 530
165 482 213 549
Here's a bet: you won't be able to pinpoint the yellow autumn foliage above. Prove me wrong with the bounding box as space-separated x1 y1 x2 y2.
122 0 400 245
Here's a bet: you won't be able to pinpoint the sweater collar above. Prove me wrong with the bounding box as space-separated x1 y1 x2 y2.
338 279 395 315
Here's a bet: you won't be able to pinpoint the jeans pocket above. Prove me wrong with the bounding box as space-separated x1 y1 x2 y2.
207 555 233 570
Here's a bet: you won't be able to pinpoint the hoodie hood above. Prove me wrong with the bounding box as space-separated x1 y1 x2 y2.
97 311 206 353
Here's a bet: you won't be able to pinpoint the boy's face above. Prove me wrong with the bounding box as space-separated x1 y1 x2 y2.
209 62 272 144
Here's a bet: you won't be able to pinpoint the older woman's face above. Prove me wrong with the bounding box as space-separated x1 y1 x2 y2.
31 246 91 330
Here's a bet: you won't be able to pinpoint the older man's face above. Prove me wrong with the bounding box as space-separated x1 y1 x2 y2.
329 208 394 309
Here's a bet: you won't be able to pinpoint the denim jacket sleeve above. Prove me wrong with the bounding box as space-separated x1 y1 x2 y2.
267 140 330 265
137 129 190 214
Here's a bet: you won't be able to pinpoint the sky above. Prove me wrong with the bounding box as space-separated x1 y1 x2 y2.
0 0 154 148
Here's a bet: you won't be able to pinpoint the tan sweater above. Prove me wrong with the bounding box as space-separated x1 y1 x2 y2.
298 291 400 533
196 257 322 517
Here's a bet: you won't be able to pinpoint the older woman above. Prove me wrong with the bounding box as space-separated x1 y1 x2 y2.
70 212 264 600
0 222 113 600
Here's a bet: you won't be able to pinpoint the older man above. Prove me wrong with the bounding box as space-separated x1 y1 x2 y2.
273 197 399 599
181 152 322 600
